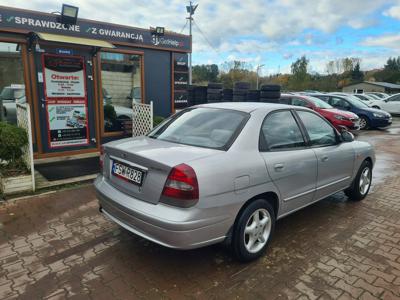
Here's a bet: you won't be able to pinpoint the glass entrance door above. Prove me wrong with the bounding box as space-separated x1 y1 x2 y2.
34 45 98 154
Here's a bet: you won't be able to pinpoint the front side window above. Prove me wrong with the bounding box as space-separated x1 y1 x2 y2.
260 110 305 151
148 108 248 150
100 52 142 133
297 110 337 147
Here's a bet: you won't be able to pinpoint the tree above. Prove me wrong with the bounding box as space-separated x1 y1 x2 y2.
219 60 257 88
351 62 364 82
288 56 310 90
374 57 400 83
192 64 219 84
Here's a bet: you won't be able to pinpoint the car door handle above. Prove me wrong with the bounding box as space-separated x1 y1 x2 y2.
274 163 285 171
321 155 329 162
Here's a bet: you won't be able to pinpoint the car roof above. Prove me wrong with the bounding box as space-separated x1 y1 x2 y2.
195 102 298 113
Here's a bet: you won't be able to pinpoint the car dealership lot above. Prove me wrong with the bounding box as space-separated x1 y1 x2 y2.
1 119 400 299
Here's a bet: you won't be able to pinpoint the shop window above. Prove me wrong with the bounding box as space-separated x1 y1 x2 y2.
100 52 142 133
0 42 26 125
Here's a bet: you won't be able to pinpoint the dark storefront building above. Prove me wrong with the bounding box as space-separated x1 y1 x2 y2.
0 5 191 160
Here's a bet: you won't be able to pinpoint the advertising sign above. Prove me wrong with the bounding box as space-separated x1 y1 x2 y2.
0 6 191 52
42 54 89 148
173 53 189 109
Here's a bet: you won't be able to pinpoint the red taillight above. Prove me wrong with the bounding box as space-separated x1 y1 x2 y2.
162 164 199 200
99 145 104 170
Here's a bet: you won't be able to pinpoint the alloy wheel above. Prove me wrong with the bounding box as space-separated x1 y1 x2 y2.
359 167 371 195
359 118 367 129
244 208 272 254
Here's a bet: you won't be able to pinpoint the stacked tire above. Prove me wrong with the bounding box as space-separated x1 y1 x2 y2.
187 85 196 107
259 85 281 103
246 90 260 102
194 86 207 105
233 82 250 102
207 83 223 103
222 89 233 102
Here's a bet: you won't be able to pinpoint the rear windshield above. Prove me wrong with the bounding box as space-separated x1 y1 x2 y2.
148 107 249 150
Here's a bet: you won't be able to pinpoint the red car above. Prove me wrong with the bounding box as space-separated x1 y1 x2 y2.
279 94 360 131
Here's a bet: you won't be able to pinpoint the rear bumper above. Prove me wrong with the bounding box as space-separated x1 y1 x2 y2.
94 176 232 249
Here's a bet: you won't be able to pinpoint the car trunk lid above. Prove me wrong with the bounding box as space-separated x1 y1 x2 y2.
103 136 221 204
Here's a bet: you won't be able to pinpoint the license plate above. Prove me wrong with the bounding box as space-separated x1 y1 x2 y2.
112 160 144 186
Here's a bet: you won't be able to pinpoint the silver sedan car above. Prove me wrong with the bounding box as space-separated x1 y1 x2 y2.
95 103 375 261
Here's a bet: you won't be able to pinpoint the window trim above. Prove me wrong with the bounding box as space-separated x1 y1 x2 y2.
258 109 309 152
293 109 341 148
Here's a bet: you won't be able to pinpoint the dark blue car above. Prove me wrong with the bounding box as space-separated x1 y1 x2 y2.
312 93 392 130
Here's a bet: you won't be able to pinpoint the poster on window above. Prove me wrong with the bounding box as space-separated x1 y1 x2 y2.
43 54 89 148
43 54 85 98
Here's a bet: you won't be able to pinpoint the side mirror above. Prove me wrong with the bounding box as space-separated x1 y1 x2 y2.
340 130 354 142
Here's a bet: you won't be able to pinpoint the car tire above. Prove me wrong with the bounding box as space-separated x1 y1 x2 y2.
344 160 372 201
359 116 370 130
260 91 281 99
232 199 275 262
208 82 223 89
260 84 281 92
234 82 250 90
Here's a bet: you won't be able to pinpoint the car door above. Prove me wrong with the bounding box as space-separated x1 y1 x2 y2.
295 110 355 200
381 94 400 114
259 109 318 215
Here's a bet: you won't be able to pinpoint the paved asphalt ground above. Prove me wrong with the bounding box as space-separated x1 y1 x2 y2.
1 119 400 299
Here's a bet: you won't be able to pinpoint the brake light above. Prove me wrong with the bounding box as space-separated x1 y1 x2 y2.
99 145 104 170
162 164 199 200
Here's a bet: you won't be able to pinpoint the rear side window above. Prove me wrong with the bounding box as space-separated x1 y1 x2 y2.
148 107 248 150
260 110 305 151
296 110 337 147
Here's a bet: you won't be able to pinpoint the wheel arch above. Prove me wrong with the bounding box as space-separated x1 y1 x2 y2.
224 191 279 245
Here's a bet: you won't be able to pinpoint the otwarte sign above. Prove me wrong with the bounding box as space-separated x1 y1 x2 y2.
43 55 85 98
0 6 191 51
42 54 89 148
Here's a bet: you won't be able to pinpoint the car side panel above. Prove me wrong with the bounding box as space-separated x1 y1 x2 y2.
312 143 355 200
260 149 317 215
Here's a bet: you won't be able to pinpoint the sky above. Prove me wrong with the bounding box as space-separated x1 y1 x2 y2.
2 0 400 75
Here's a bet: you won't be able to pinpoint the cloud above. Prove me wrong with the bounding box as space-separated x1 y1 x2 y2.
384 3 400 19
361 34 400 49
1 0 397 72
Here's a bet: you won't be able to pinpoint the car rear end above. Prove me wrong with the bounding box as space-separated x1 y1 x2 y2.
95 107 250 249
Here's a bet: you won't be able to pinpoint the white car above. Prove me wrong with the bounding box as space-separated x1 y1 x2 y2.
371 93 400 114
366 92 390 99
353 93 377 105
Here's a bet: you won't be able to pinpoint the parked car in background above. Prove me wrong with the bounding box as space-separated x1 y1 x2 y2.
279 94 360 131
0 85 26 124
312 93 392 130
96 103 375 261
353 93 377 103
370 93 400 114
331 92 374 107
366 92 390 99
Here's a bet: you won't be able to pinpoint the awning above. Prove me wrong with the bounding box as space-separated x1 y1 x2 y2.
35 32 115 48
